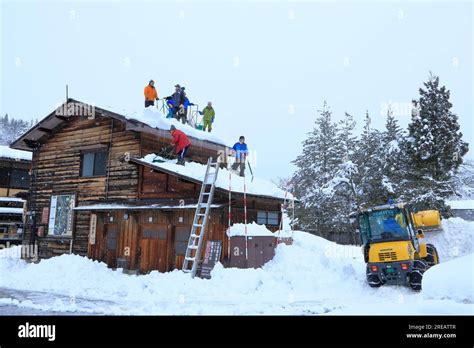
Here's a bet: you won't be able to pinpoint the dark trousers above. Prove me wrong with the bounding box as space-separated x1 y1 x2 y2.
177 145 189 165
174 107 187 124
145 100 155 107
231 160 246 177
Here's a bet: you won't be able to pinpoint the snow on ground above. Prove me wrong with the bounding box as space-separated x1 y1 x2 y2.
423 253 474 304
0 218 472 315
138 154 292 200
0 144 32 161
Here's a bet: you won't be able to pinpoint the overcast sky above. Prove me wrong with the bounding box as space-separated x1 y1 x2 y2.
1 0 472 182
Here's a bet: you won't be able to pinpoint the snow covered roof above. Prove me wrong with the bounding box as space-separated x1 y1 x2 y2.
74 202 222 211
10 99 231 151
447 200 474 210
101 103 230 147
0 197 25 203
0 207 23 215
0 145 32 161
133 154 293 201
226 222 275 237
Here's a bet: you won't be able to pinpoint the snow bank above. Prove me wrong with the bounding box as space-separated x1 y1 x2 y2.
0 217 472 315
139 154 292 200
0 145 31 161
226 222 274 237
423 253 474 304
425 218 474 261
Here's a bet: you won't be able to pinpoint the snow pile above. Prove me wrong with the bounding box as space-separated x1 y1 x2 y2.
425 217 474 261
139 154 292 200
227 222 274 237
0 218 472 315
101 103 231 147
423 253 474 304
0 145 32 161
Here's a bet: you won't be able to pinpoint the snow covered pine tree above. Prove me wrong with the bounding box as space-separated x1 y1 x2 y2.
406 74 469 214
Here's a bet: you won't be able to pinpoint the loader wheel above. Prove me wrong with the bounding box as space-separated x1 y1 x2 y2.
408 259 428 291
366 266 383 288
424 244 440 267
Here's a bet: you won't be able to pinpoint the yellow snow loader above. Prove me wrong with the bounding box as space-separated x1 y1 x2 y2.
355 203 440 290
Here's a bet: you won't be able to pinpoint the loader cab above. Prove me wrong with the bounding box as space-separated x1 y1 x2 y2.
358 204 419 249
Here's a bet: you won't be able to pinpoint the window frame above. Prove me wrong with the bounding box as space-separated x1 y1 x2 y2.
10 168 30 189
80 150 108 178
256 211 280 226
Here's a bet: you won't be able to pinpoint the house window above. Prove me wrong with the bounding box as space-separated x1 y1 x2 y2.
0 167 9 186
10 169 30 189
80 151 107 177
257 211 280 226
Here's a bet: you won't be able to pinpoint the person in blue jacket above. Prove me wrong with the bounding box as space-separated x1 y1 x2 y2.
230 136 248 177
166 99 175 118
383 217 404 236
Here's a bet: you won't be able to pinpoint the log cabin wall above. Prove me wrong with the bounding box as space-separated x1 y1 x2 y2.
25 115 141 258
140 132 227 165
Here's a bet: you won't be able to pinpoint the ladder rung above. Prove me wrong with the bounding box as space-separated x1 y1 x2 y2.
197 213 206 217
190 234 199 238
193 223 203 227
202 192 211 196
188 245 198 249
182 269 191 273
185 257 195 261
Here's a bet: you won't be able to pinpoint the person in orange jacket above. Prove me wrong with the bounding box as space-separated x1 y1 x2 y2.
144 80 159 107
169 125 191 165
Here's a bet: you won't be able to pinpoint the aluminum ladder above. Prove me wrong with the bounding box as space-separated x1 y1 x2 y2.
182 157 220 278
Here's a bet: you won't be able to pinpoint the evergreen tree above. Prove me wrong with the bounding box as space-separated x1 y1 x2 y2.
406 74 469 212
352 111 385 207
292 102 344 233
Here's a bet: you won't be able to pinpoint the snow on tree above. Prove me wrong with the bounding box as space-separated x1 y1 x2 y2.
0 113 32 145
406 74 469 213
291 102 348 234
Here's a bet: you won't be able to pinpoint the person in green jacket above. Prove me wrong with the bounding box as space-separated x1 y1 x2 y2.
200 101 215 132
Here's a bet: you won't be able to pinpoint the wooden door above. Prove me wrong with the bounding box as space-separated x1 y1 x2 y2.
104 225 118 268
139 224 168 273
174 226 191 270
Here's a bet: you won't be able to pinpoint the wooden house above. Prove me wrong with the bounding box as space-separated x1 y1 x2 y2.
0 145 31 244
10 99 290 273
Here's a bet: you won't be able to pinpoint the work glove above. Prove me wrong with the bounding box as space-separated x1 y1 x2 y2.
212 116 215 122
199 111 203 115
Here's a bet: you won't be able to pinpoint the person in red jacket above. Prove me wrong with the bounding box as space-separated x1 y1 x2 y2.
169 125 191 165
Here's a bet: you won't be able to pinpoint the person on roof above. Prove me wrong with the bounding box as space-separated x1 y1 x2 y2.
165 84 186 123
166 99 175 118
230 136 248 177
144 80 159 107
169 125 191 166
200 101 215 132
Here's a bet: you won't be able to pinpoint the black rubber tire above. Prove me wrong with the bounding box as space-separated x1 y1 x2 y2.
366 266 383 288
409 259 428 291
424 244 440 267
